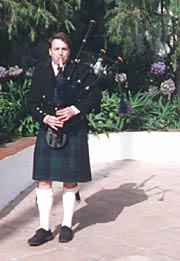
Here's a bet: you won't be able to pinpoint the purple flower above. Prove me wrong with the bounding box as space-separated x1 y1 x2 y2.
8 65 23 77
118 100 133 117
115 73 127 83
150 61 166 75
0 66 8 78
160 79 176 95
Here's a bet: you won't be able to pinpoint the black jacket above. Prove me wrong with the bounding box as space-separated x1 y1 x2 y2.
27 60 102 127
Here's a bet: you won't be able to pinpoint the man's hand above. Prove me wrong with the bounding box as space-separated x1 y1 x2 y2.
55 107 75 122
44 115 64 131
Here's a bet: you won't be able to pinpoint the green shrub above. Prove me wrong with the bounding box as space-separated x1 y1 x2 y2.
87 90 180 133
88 90 124 133
0 79 38 144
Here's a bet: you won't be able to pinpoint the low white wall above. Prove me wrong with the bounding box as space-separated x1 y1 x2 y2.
89 131 180 163
1 131 180 211
0 146 34 211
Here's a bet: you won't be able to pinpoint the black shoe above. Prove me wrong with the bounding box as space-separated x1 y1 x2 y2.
59 226 73 243
75 191 81 202
28 228 53 246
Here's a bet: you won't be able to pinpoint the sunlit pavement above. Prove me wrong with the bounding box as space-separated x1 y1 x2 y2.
0 160 180 261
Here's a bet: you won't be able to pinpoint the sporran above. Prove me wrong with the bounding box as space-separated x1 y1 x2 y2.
46 127 67 149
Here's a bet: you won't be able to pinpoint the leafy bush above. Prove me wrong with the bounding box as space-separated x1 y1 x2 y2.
87 90 180 134
0 79 39 144
88 90 124 133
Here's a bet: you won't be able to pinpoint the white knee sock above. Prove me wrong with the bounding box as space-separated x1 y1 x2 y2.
61 186 79 228
36 187 53 231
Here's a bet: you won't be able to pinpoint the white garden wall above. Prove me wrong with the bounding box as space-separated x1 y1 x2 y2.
89 131 180 163
0 145 34 211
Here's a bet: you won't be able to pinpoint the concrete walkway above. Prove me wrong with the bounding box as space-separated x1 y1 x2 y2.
0 160 180 261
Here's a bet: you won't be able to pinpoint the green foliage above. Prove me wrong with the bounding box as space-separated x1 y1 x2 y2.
169 0 180 72
0 0 81 41
104 0 161 56
18 116 39 137
127 91 180 131
142 95 180 130
0 79 38 144
87 89 180 134
88 90 123 133
103 0 180 91
104 0 179 51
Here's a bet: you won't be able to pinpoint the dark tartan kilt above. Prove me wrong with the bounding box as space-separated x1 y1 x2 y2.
33 120 92 182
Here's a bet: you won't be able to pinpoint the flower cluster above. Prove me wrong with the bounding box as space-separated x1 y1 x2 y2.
115 73 127 83
148 85 159 96
160 79 176 96
115 73 132 117
0 66 8 78
0 65 23 79
150 61 166 75
148 60 176 99
118 100 133 117
117 94 133 117
8 65 23 77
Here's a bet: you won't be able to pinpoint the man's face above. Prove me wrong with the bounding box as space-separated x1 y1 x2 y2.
49 38 70 66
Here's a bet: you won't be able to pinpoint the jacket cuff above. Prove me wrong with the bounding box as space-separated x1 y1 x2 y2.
70 105 80 115
43 115 50 124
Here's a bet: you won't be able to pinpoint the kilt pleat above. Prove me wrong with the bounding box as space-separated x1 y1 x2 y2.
33 121 92 182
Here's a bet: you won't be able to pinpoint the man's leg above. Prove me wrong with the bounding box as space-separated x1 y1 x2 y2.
28 180 54 246
36 181 53 230
59 182 79 242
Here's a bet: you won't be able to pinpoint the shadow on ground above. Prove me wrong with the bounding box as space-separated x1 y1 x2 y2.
73 181 148 233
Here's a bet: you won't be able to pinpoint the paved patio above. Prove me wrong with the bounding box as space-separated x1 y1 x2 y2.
0 160 180 261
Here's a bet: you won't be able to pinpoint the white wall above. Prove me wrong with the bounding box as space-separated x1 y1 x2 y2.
0 146 34 211
89 131 180 163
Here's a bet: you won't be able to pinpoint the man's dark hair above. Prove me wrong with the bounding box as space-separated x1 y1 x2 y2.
48 32 72 50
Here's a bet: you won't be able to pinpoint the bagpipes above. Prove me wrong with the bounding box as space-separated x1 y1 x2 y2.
46 20 132 149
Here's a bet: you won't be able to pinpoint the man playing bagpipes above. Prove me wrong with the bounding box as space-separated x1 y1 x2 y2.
27 22 102 246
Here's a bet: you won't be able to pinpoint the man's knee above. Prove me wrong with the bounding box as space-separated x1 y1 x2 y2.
38 180 52 189
63 182 77 189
